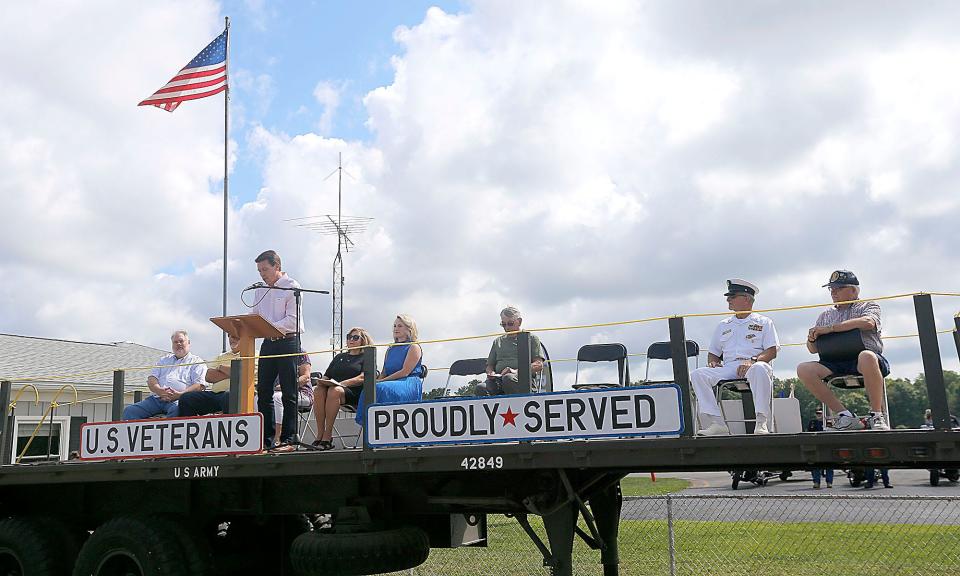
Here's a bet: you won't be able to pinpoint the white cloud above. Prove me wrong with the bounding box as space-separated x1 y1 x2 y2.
313 80 346 136
2 0 960 388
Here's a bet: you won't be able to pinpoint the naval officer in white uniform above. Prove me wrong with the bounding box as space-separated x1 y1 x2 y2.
692 279 780 436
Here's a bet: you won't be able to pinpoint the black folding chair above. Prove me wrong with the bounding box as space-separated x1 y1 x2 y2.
572 343 630 390
642 340 700 384
714 376 772 434
443 358 488 397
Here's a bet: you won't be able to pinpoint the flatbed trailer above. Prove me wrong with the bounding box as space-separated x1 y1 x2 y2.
0 294 957 576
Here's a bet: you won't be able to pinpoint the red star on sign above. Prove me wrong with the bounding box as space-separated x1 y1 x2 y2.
500 407 518 427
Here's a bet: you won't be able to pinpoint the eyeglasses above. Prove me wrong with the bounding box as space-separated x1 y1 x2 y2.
347 334 362 341
500 321 517 328
827 286 847 293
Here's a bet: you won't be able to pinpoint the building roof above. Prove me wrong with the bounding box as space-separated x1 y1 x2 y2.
0 333 167 389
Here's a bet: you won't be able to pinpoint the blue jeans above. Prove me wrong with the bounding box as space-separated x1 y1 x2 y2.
122 395 178 420
812 468 834 484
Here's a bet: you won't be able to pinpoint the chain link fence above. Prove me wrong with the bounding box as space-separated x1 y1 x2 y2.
397 494 960 575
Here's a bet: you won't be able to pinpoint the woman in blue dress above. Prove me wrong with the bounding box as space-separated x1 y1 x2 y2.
356 314 424 424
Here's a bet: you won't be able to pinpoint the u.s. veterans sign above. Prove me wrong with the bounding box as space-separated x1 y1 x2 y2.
80 414 263 460
366 384 684 447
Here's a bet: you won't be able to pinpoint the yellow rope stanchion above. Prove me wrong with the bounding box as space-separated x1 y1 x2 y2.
9 383 40 411
15 384 78 464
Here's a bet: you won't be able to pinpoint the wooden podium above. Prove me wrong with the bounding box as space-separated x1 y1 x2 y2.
210 314 284 413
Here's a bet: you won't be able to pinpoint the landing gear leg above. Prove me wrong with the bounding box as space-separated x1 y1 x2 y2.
589 482 622 576
541 499 577 576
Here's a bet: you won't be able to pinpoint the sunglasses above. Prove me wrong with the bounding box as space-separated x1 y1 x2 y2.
500 321 518 327
347 334 362 341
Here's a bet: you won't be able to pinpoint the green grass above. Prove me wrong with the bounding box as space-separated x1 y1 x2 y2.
619 476 689 496
402 516 960 575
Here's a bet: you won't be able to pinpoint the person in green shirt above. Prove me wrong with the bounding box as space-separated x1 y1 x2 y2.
479 306 544 395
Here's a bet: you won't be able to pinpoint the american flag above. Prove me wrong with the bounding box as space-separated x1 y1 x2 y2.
139 30 228 112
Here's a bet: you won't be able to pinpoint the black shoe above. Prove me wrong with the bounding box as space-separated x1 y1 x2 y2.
884 483 893 488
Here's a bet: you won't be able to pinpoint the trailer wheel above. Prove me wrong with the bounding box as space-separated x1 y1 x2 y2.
847 469 864 488
73 516 186 576
219 515 310 575
289 525 430 576
155 517 213 576
930 469 941 486
731 472 741 490
0 517 60 576
946 469 959 482
33 516 86 575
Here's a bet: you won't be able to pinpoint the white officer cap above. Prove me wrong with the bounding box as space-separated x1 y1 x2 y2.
724 279 759 297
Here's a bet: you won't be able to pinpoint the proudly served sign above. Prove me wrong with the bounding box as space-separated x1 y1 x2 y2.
366 384 684 448
80 414 263 460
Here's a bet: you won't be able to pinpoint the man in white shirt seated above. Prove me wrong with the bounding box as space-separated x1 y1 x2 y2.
122 329 207 420
691 280 780 436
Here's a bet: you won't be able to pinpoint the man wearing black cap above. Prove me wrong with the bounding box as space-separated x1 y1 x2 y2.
796 270 890 431
691 279 780 436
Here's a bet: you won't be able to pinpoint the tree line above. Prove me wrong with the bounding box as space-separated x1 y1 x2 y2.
425 371 960 429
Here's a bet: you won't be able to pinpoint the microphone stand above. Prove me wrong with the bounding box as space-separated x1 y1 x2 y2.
256 284 329 451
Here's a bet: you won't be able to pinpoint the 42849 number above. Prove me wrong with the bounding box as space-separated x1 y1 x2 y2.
460 456 504 470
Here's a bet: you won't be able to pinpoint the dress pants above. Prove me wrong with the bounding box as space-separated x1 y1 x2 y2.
689 361 773 418
257 337 299 446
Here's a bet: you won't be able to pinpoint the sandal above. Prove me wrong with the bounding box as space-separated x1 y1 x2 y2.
311 439 334 451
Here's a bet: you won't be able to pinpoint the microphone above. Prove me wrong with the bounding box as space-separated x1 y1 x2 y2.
243 281 266 291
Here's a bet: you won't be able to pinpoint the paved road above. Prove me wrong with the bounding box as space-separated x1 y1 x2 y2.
648 468 959 495
622 469 960 524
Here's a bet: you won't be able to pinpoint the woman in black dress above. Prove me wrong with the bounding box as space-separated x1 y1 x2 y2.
311 327 371 450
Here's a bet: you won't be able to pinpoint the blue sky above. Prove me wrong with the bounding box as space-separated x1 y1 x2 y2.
225 0 463 204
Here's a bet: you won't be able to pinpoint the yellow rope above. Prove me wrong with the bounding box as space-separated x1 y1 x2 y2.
2 291 952 384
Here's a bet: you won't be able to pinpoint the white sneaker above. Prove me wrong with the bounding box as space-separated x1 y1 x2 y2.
868 412 890 431
754 414 770 435
831 413 865 431
698 421 730 436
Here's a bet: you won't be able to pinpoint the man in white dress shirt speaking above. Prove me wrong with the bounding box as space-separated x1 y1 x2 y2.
691 279 780 436
252 250 304 449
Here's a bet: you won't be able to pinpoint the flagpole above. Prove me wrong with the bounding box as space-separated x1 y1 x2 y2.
222 16 230 353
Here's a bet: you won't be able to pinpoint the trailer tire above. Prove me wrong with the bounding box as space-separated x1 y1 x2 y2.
930 469 940 486
154 517 213 576
289 525 430 576
0 516 60 576
73 516 187 576
219 515 310 575
34 516 86 575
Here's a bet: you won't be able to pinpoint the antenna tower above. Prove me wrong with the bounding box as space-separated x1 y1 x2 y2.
287 154 372 357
